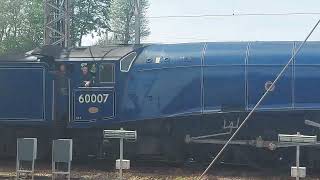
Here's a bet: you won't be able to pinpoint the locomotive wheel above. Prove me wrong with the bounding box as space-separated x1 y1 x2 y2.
162 136 185 164
160 121 182 163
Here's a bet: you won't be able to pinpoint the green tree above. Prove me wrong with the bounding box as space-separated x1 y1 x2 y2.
0 0 43 55
0 0 149 55
71 0 110 46
101 0 150 44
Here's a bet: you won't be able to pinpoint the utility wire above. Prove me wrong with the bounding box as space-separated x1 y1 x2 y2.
198 18 320 180
147 12 320 19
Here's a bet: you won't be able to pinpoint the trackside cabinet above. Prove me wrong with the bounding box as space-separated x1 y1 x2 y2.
16 138 37 180
52 139 73 180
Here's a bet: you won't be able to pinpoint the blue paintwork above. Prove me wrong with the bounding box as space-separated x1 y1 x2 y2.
117 41 320 125
2 42 320 129
119 43 204 122
247 42 294 109
203 42 247 112
0 62 53 125
294 42 320 108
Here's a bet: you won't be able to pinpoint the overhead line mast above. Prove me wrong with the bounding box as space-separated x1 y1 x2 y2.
44 0 71 48
134 0 141 44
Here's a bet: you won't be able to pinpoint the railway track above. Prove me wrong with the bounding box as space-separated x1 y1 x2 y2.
0 159 320 180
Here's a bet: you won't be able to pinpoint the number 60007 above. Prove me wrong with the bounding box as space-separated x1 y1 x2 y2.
78 94 109 104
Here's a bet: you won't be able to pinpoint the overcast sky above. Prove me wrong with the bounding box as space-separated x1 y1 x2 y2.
82 0 320 45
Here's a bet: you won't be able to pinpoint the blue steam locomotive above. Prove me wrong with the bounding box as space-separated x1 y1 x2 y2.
1 42 320 165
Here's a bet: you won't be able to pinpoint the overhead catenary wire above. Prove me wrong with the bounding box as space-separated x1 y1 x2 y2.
198 18 320 180
147 12 320 19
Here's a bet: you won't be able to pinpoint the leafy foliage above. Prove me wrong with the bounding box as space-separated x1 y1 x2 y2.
0 0 44 55
100 0 150 44
0 0 150 55
70 0 110 46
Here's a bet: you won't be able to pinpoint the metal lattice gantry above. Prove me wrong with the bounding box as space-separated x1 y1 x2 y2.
44 0 71 48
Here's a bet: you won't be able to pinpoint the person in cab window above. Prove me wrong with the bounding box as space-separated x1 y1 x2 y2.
81 65 93 87
56 64 68 95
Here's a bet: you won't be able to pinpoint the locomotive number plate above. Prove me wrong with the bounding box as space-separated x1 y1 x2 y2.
78 94 109 104
73 89 115 121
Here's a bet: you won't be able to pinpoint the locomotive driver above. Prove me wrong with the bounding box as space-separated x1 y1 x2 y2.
81 64 93 87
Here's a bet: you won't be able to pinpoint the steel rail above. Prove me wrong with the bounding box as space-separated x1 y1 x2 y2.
198 19 320 180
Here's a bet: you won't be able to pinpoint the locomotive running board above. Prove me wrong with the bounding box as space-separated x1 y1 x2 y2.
185 135 320 150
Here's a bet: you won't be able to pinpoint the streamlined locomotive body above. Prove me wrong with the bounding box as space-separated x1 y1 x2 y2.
1 42 320 165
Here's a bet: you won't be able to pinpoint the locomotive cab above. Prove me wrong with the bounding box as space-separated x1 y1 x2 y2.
52 45 138 128
70 61 115 123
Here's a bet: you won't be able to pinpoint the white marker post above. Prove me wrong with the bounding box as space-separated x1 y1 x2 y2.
278 132 317 180
119 129 123 180
104 128 137 180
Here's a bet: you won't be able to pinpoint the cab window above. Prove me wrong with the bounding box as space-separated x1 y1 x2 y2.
120 52 137 72
99 63 114 83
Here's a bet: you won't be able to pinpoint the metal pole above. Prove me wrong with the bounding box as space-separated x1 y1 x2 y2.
64 0 71 48
296 132 300 180
296 145 300 180
44 0 70 47
134 0 140 44
119 128 123 180
32 158 35 180
16 140 19 180
198 19 320 180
